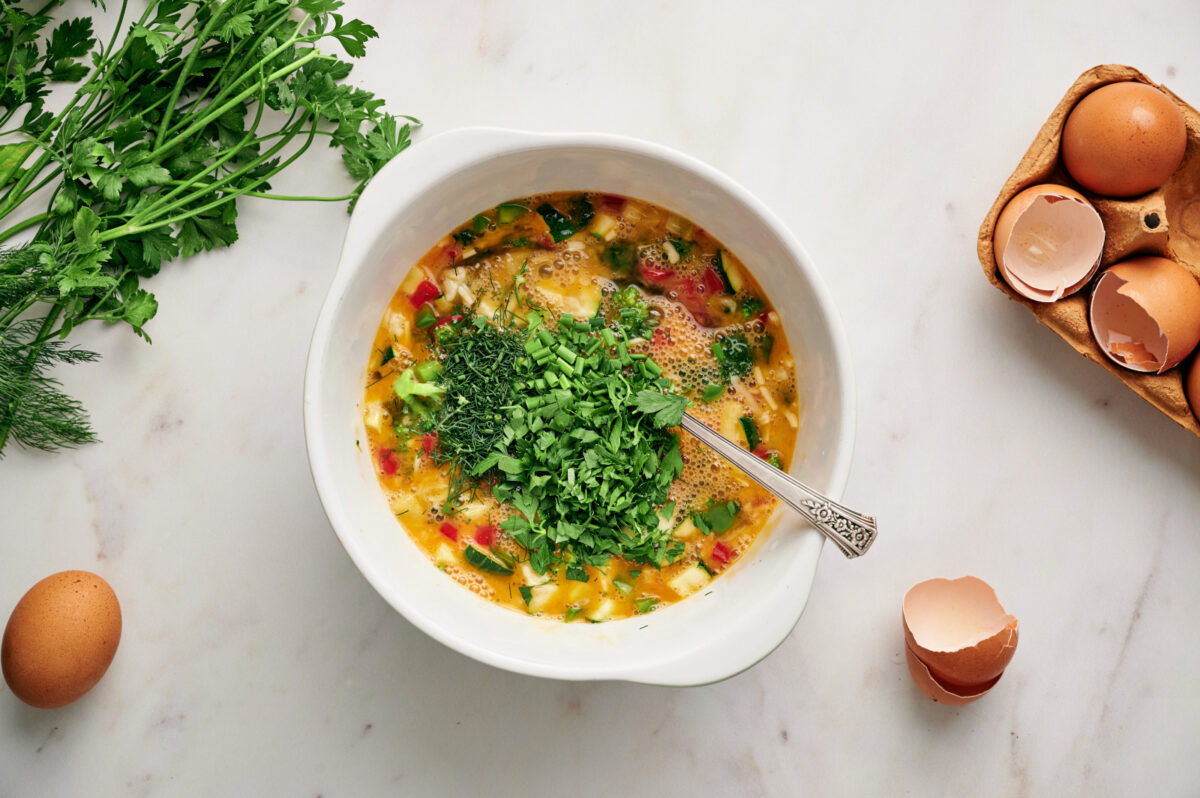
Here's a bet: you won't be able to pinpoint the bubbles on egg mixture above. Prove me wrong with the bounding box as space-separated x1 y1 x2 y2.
446 566 496 599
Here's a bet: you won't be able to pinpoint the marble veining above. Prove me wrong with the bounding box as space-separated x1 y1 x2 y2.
3 0 1200 796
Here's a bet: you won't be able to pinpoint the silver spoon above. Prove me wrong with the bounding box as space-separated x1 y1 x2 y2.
678 413 877 558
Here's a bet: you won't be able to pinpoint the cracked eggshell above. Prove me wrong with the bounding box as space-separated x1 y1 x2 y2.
902 576 1018 691
1089 256 1200 373
993 184 1105 302
904 643 1002 706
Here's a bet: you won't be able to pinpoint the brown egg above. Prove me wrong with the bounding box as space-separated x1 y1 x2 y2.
2 571 122 709
902 576 1018 704
1061 81 1187 198
1188 357 1200 421
1089 256 1200 373
992 184 1105 302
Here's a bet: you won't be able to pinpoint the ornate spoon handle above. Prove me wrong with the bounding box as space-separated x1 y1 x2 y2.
678 413 877 558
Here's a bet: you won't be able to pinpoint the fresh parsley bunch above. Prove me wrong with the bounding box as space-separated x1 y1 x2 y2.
0 0 416 455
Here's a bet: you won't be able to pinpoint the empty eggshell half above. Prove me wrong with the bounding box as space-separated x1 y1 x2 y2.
904 643 1002 706
902 576 1018 694
992 184 1105 302
1089 256 1200 373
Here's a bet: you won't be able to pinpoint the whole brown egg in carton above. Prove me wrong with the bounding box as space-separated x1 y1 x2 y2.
977 64 1200 437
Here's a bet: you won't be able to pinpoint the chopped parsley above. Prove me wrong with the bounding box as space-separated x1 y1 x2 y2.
712 332 754 382
467 315 691 573
609 285 657 340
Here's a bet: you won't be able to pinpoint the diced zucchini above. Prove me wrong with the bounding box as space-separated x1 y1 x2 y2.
719 400 743 440
738 415 760 450
714 250 737 294
434 543 456 569
496 202 528 224
673 518 700 540
364 402 386 431
537 203 577 242
526 583 556 613
668 562 712 597
464 545 513 575
536 281 602 318
591 212 618 238
388 490 420 517
635 596 659 614
476 297 498 319
399 267 431 295
586 598 614 622
662 239 681 264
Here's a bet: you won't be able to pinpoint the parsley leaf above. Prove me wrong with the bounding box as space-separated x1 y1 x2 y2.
632 390 690 428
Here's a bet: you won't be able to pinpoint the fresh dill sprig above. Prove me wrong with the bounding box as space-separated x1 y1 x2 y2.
429 316 527 509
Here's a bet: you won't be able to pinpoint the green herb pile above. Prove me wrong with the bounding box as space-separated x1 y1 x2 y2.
0 0 414 456
429 316 526 503
400 307 693 576
474 312 690 575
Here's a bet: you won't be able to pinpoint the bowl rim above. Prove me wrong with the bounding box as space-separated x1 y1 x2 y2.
303 126 857 684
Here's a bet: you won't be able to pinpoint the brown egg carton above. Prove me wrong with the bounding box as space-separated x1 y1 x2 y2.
977 64 1200 438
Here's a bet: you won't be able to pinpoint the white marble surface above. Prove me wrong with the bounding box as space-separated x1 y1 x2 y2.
4 1 1200 795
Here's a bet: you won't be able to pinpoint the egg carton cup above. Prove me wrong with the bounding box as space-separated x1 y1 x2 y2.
977 64 1200 438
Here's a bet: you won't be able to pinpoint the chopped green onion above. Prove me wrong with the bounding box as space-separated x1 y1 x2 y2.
700 383 723 402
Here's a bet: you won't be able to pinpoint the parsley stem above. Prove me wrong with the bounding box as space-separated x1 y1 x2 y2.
153 2 231 149
101 115 320 243
148 48 325 167
0 213 50 247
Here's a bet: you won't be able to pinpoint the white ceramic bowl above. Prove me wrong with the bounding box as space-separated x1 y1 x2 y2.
304 127 856 685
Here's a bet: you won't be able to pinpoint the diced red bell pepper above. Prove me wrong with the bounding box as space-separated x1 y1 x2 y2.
432 314 464 329
409 279 442 308
752 445 771 460
639 262 675 282
701 267 725 296
598 194 627 213
712 541 732 566
474 525 498 547
439 523 458 542
378 448 399 476
421 433 438 455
